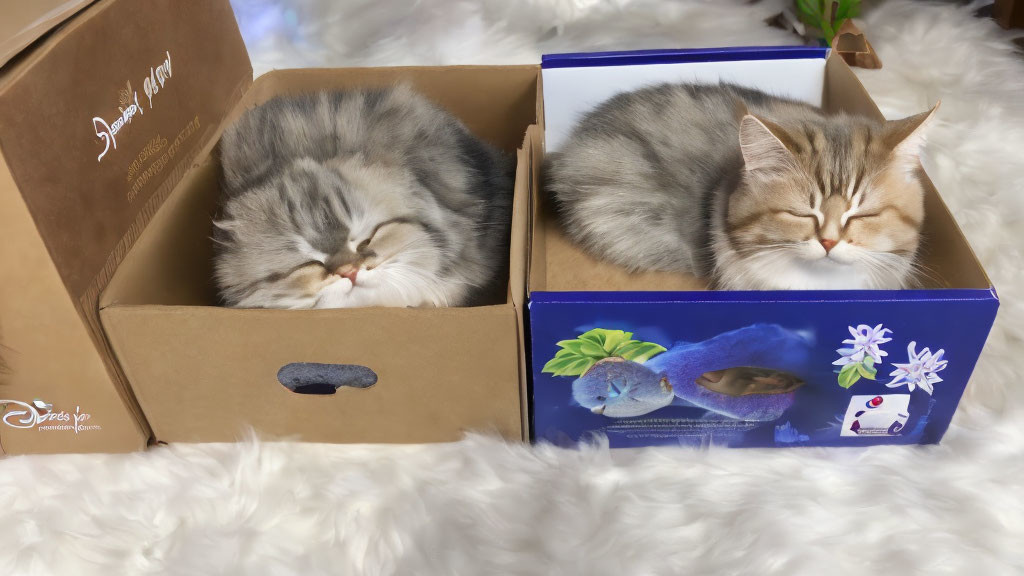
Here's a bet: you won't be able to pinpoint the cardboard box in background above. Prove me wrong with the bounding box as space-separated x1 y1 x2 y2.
99 65 539 444
0 0 92 68
0 0 250 454
528 48 999 448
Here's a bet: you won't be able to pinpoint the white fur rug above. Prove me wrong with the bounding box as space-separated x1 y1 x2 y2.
3 1 1024 574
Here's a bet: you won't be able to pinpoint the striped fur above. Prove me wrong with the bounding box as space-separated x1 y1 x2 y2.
214 86 514 308
547 83 936 290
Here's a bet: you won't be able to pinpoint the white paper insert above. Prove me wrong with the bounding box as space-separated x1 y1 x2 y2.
543 58 828 152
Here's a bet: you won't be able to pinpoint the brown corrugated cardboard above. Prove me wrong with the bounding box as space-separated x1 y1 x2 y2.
0 0 92 68
831 20 882 70
99 67 538 444
0 0 251 453
0 152 142 454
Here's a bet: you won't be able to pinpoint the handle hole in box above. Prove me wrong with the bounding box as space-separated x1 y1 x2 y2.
277 363 378 395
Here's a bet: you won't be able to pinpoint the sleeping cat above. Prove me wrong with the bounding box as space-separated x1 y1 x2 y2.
214 86 514 309
546 83 938 290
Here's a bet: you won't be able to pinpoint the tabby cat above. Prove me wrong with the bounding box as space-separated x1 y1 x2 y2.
547 83 937 290
214 86 514 309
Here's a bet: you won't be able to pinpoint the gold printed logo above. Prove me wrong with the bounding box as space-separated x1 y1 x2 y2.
118 80 133 113
92 51 173 163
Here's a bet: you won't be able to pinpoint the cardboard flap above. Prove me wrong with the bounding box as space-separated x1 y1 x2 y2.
823 53 883 121
0 0 252 306
0 0 92 68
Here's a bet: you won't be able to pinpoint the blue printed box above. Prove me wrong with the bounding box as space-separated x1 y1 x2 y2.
527 47 998 448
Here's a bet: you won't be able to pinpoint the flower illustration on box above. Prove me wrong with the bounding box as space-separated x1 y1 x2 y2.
886 342 947 396
833 323 949 396
833 324 891 388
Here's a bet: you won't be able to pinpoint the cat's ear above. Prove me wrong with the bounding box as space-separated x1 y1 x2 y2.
730 96 750 121
739 115 797 175
883 102 940 170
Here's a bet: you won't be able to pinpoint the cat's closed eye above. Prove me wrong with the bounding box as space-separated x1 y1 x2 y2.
843 209 888 223
776 211 818 229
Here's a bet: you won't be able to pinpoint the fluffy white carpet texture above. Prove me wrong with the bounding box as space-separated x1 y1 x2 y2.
3 0 1024 574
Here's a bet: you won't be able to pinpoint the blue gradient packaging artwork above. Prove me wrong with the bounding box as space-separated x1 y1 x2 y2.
529 291 997 447
528 47 999 448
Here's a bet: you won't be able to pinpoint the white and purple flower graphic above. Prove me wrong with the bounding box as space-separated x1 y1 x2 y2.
886 341 948 396
833 324 892 389
833 324 892 367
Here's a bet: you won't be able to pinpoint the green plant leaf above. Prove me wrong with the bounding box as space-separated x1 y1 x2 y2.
542 355 597 377
796 0 822 20
577 329 608 346
542 356 572 375
568 357 597 376
795 0 824 31
838 364 861 389
613 341 667 363
545 329 665 378
557 337 606 358
610 340 642 356
575 329 633 352
855 362 876 380
579 340 608 358
821 19 836 44
859 357 878 379
552 348 576 360
600 330 633 354
555 340 585 355
834 0 859 20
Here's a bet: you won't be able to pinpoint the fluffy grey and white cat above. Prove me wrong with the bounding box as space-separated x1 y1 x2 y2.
547 83 938 290
214 86 514 309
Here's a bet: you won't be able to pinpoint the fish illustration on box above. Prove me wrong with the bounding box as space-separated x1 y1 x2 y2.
544 324 815 421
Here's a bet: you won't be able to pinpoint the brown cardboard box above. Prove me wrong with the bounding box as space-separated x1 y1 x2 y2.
0 0 251 454
2 0 538 451
99 66 540 444
0 0 92 68
0 0 243 450
527 50 997 448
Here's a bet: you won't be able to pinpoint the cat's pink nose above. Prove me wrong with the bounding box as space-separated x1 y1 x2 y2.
820 238 838 253
335 265 359 285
